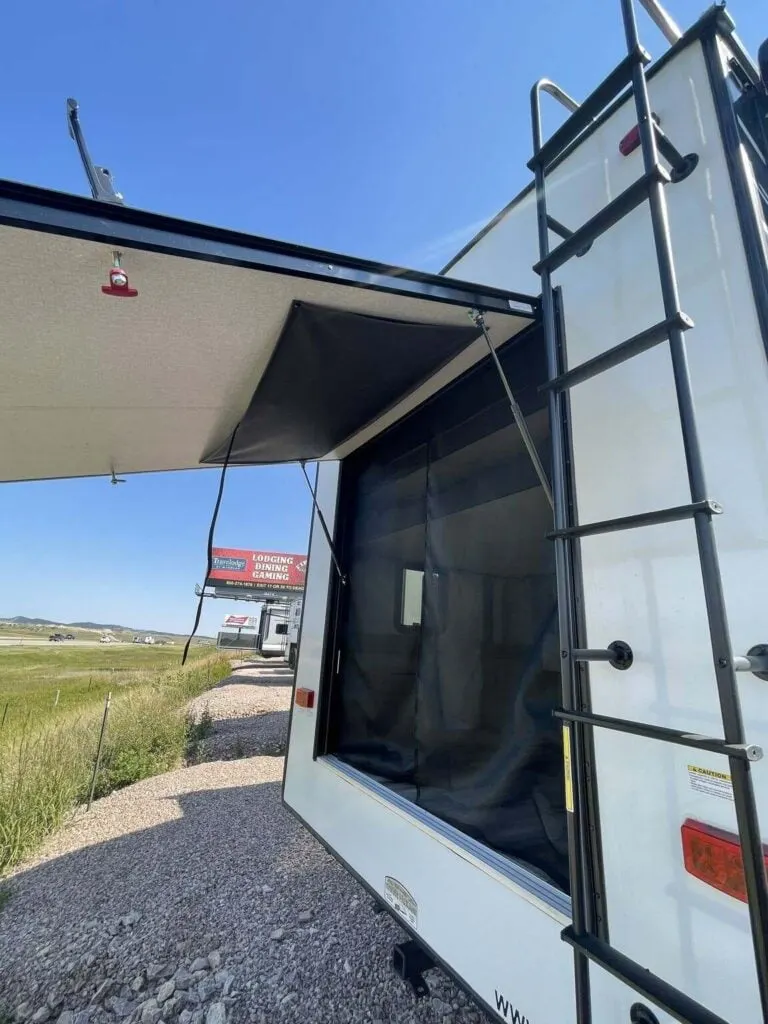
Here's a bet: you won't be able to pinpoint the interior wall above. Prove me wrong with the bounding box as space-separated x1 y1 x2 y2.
328 325 569 890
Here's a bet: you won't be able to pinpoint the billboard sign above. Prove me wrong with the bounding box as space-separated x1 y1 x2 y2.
222 614 255 628
207 549 307 592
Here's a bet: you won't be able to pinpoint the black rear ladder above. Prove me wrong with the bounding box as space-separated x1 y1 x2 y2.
529 2 768 1022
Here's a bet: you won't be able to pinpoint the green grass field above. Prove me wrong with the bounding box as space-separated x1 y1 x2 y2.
0 645 209 733
0 650 231 874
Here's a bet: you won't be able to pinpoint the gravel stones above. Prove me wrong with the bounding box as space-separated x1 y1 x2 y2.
172 969 193 992
155 982 175 1006
196 979 217 1004
89 981 114 1006
0 664 491 1024
204 1003 226 1024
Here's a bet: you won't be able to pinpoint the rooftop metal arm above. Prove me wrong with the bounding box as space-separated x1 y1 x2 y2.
66 98 124 204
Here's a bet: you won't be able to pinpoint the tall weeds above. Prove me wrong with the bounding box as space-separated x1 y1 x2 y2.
0 655 230 875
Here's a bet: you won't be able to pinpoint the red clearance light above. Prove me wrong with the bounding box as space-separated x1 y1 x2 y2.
295 688 315 709
101 251 138 298
619 125 642 156
681 818 768 903
620 114 660 157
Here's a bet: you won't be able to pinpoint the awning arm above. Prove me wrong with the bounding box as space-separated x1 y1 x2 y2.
471 309 554 510
299 461 347 584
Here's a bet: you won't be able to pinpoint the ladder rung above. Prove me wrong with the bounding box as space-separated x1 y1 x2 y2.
533 167 670 276
549 499 722 541
542 311 694 392
528 47 651 171
554 709 762 761
561 928 730 1024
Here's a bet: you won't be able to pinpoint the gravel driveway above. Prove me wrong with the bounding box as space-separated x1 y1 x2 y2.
0 663 493 1024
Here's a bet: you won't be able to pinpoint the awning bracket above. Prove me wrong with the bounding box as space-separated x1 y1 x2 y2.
470 309 554 509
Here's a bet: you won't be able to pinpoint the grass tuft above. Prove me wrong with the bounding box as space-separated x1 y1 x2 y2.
0 655 230 875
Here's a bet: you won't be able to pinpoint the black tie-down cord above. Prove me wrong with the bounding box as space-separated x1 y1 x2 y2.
299 461 346 585
470 309 554 510
182 424 240 665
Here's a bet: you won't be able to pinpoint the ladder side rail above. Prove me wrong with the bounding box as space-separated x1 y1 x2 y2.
620 0 768 1014
531 83 594 1024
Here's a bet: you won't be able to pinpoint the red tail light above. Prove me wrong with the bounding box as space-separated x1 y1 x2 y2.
681 818 768 903
295 688 315 709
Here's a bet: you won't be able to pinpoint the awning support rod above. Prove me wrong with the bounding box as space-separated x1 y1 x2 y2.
299 461 346 584
471 310 555 509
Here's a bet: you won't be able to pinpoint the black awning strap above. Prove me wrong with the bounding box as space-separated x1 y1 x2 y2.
471 310 554 510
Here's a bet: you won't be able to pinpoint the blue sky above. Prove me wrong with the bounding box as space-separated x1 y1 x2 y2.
0 0 763 636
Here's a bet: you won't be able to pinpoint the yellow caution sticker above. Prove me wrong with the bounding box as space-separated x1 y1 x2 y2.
563 724 574 813
687 764 734 802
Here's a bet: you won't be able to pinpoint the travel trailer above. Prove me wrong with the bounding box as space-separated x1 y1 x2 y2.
1 2 767 1021
284 7 768 1024
286 598 303 669
257 598 304 661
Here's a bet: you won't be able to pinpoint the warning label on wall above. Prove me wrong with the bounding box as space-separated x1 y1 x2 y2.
384 876 418 928
687 764 734 802
562 725 574 814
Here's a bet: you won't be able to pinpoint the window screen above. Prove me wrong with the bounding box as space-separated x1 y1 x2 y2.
329 324 569 891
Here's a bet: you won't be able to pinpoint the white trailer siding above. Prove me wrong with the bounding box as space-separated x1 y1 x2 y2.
448 33 767 1024
285 25 768 1024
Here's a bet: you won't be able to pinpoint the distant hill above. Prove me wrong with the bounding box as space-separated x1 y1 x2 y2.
0 615 199 638
5 614 138 631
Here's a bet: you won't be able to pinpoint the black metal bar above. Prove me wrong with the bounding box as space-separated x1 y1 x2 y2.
549 499 721 540
702 30 768 373
473 311 554 510
572 641 633 671
542 312 693 392
653 122 699 182
529 48 650 171
66 99 124 204
554 709 763 761
547 216 593 257
299 462 345 584
531 82 593 1024
547 214 573 240
561 928 730 1024
573 650 614 662
87 691 112 811
533 168 668 276
620 1 768 1014
554 288 610 943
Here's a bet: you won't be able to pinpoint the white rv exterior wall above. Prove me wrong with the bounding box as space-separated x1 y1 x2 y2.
448 34 767 1024
285 30 768 1024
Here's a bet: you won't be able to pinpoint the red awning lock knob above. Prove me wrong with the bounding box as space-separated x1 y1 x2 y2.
102 251 138 298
